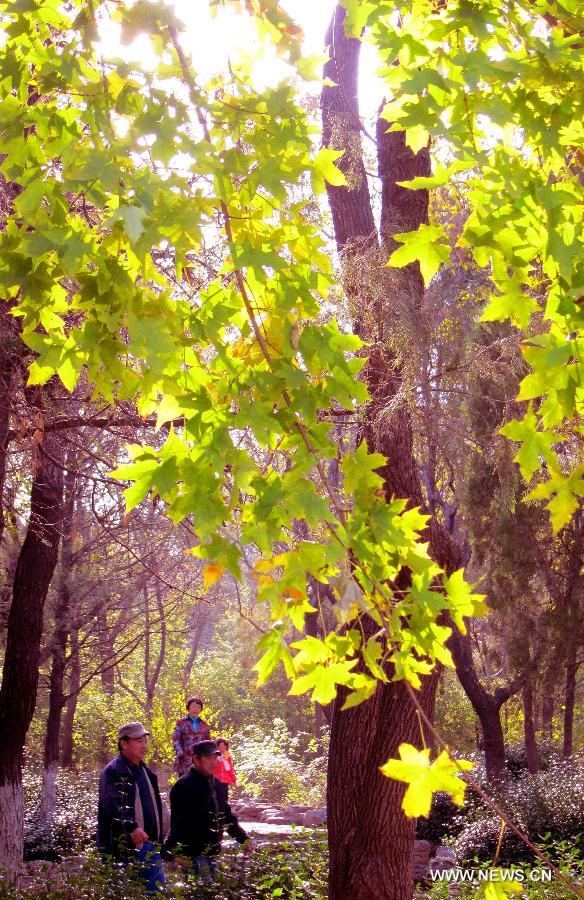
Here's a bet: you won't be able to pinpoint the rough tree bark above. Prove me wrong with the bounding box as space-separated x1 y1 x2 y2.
0 396 64 878
322 9 460 898
558 514 583 760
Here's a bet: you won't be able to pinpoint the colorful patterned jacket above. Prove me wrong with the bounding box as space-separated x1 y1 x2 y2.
172 716 212 776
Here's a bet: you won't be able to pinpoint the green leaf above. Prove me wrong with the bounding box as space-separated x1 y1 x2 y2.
109 205 148 243
404 124 429 155
500 408 562 481
312 147 348 193
444 570 487 632
288 659 359 705
387 225 450 285
254 630 294 685
528 466 584 532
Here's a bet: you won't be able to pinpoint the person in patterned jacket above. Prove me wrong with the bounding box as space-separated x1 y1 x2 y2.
172 697 212 776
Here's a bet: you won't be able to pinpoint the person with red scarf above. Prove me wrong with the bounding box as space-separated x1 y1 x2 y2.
213 737 237 804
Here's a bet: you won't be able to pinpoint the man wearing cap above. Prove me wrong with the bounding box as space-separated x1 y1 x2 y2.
97 722 165 893
166 739 251 880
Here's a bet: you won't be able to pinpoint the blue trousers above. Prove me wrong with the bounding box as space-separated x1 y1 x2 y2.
128 841 165 894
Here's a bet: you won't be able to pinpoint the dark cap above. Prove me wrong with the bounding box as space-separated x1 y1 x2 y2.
192 740 220 757
118 722 150 740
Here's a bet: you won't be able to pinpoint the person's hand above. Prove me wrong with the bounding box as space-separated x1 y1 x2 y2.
130 826 149 848
174 855 191 871
242 838 254 855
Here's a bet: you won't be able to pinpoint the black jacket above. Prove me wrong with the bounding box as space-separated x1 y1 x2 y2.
97 754 163 858
166 767 247 859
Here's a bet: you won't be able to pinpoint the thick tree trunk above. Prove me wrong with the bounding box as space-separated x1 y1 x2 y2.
328 672 438 900
0 419 64 878
563 644 578 759
523 678 540 774
38 466 76 830
0 781 23 880
321 9 459 897
321 8 376 253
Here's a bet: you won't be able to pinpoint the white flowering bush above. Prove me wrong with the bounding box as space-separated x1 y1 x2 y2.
453 756 584 865
23 769 98 860
231 719 327 807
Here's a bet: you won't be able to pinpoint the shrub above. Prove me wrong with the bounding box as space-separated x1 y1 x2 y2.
453 757 584 866
505 739 562 779
0 835 328 899
417 837 584 900
23 770 98 861
231 720 327 807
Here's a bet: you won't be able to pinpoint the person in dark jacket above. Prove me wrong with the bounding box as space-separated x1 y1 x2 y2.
97 722 165 893
166 739 250 880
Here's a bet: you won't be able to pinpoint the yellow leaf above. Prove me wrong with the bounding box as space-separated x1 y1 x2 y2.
380 743 473 818
203 563 225 589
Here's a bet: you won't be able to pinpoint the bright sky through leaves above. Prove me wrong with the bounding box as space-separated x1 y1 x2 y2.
96 0 383 119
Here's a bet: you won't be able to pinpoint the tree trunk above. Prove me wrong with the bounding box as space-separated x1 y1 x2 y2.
540 663 555 740
447 628 507 779
321 8 376 253
0 780 23 881
97 607 115 763
61 624 80 768
98 607 115 695
0 304 18 543
144 581 166 724
563 643 578 759
328 672 438 900
532 682 540 736
0 417 64 878
38 465 76 831
321 8 459 897
523 678 540 774
182 604 210 690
